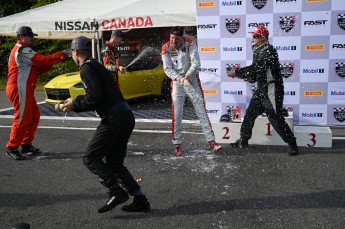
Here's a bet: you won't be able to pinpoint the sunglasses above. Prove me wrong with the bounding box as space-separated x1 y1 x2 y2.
252 35 262 39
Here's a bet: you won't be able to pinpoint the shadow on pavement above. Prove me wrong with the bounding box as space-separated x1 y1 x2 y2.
112 190 345 220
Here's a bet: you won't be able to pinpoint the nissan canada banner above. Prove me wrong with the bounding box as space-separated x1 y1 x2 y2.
196 0 345 126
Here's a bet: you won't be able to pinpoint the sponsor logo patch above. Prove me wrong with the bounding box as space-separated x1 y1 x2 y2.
335 62 345 78
226 18 240 34
252 0 267 9
279 16 296 32
334 107 345 122
280 63 294 78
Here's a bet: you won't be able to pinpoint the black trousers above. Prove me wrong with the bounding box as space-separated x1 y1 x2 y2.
83 110 140 195
240 93 296 144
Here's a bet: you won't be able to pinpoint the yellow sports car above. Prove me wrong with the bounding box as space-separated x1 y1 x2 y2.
44 65 170 103
44 43 171 103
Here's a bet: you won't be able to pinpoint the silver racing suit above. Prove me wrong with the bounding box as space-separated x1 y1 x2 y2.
161 37 215 145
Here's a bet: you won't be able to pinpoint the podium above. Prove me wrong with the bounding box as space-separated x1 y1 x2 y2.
211 113 332 148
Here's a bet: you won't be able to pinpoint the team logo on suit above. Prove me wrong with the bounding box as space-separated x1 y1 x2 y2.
252 0 267 9
335 63 345 78
225 18 240 34
280 63 294 78
279 16 296 32
338 14 345 30
334 107 345 122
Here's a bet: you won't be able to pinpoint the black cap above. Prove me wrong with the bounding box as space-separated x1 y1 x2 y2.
170 26 184 36
111 29 123 37
16 26 37 36
70 36 92 50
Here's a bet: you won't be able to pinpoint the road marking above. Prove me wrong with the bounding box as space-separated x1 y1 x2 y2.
0 125 203 135
0 101 46 112
0 115 199 124
0 125 344 139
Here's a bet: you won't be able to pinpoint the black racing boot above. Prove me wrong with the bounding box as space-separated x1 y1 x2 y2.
288 141 299 156
98 187 129 213
21 144 40 154
229 139 248 148
6 148 26 160
121 195 151 213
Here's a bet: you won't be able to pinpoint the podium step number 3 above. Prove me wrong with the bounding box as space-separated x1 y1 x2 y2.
212 115 332 148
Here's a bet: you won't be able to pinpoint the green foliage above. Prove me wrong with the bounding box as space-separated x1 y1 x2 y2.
0 0 77 84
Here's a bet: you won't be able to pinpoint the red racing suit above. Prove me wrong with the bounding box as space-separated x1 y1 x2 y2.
6 40 65 149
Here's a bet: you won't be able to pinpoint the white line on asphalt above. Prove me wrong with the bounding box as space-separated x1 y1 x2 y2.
0 115 199 124
0 125 203 135
0 101 45 112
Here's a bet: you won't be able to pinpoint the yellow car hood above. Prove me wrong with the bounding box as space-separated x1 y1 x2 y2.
45 72 81 89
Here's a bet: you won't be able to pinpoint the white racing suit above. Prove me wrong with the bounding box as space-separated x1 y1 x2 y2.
161 37 215 145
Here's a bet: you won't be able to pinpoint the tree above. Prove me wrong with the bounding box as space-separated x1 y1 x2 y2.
0 0 78 81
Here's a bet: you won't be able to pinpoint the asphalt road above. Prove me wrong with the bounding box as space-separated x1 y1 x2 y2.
1 92 345 228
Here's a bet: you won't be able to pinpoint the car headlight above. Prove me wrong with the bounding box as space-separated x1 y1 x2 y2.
73 82 85 88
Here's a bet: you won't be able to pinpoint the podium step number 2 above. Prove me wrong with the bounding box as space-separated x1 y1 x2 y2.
212 115 332 148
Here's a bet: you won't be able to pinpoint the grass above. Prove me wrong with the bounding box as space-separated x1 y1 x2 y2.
0 78 45 91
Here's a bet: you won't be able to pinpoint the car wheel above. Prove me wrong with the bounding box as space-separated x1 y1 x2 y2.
161 77 171 99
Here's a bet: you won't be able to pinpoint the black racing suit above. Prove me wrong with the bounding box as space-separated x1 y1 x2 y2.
73 57 140 195
235 42 296 144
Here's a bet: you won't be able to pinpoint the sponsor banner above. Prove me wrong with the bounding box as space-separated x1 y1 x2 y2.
330 11 345 35
281 104 300 124
283 83 300 104
198 39 220 61
301 36 329 59
332 2 345 11
302 0 332 12
201 82 221 102
199 60 222 83
273 36 301 60
300 83 327 104
300 59 329 82
247 0 273 13
273 0 302 13
197 16 220 39
221 82 247 104
328 106 345 125
196 0 344 126
329 60 345 82
329 35 345 59
221 60 246 82
205 102 223 121
327 82 345 105
219 0 246 15
301 11 331 36
220 38 247 60
220 15 246 38
196 0 219 16
280 60 300 82
273 13 301 36
246 14 274 37
299 105 328 125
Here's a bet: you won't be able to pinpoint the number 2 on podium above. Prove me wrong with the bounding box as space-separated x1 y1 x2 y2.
222 127 230 140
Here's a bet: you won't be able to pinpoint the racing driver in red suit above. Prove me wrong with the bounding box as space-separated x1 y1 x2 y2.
5 26 69 160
